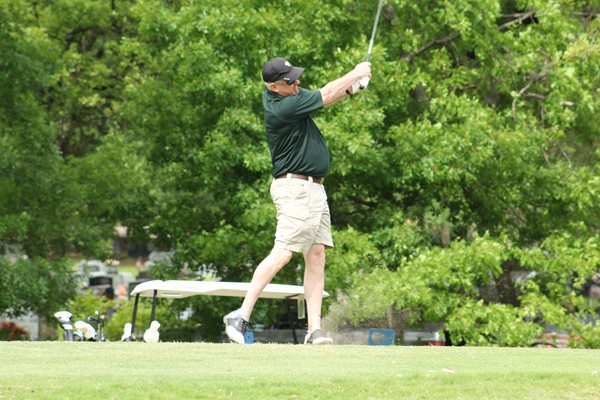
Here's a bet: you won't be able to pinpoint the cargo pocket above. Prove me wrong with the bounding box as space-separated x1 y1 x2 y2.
278 206 310 243
282 206 309 221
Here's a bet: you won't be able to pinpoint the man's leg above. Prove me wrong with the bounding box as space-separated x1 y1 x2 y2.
303 243 326 332
239 247 293 319
303 243 333 344
224 247 292 344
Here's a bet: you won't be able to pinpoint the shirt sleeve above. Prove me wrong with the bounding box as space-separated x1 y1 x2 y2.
277 88 324 122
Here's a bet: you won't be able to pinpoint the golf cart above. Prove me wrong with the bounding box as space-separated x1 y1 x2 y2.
126 280 329 344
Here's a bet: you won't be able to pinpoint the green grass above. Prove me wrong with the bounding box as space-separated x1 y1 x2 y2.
1 342 599 399
116 265 139 277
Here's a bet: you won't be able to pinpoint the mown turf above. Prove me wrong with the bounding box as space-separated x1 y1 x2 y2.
1 342 599 399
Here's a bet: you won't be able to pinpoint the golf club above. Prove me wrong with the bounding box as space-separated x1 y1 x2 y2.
88 310 107 341
359 0 384 90
54 311 84 341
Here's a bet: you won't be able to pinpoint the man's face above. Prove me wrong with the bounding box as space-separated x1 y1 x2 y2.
268 79 300 96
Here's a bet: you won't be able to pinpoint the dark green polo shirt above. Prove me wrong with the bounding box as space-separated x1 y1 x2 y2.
263 87 330 178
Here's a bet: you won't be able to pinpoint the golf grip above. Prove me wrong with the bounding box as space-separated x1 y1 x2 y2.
360 0 384 90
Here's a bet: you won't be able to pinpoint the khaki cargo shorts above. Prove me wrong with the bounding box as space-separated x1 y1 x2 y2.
270 176 334 255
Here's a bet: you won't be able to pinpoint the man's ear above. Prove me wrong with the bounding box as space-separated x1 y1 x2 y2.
267 82 278 92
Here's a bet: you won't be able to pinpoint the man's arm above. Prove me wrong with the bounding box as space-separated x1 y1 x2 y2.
319 62 372 107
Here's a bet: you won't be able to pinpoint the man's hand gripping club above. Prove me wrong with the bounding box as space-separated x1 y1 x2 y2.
320 62 371 107
347 62 373 95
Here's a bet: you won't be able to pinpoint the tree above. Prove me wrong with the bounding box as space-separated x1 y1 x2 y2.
320 0 600 346
0 0 149 318
119 0 600 342
1 0 599 343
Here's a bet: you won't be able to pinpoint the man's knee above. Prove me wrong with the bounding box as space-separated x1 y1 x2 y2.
312 243 326 255
306 244 326 263
270 248 293 265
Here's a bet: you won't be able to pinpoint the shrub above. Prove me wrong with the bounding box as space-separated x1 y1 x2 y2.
0 320 29 341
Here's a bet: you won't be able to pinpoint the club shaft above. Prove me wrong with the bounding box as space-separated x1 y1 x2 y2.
366 0 385 62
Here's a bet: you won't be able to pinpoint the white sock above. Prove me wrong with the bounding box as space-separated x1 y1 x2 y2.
236 309 249 322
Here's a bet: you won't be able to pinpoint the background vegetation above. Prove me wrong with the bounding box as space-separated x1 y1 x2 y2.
1 0 600 345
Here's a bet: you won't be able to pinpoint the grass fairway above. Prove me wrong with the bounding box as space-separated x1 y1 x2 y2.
1 342 599 399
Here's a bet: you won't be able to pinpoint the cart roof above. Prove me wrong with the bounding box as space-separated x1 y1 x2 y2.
130 280 329 300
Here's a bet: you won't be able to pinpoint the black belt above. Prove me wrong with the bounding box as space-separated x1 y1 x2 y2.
276 173 324 184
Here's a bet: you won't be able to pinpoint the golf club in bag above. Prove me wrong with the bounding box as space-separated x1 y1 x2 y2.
54 311 84 341
86 310 107 342
358 0 384 90
54 310 107 342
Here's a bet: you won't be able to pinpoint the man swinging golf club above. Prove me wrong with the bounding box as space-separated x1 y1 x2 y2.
223 58 372 344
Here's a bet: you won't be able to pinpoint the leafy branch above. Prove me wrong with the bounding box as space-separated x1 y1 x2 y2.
400 10 537 63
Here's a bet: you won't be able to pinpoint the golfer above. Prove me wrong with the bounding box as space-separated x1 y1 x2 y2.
224 57 372 344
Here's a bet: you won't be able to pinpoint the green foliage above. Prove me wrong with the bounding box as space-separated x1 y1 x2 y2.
1 0 151 315
0 258 77 319
65 291 115 326
1 0 599 344
103 297 180 342
326 234 600 347
36 0 137 157
447 300 543 347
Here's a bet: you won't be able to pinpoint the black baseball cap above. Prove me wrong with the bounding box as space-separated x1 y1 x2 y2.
262 57 304 83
